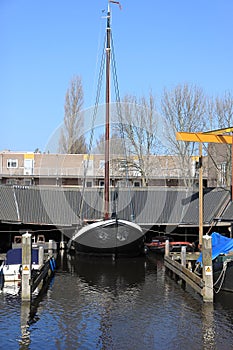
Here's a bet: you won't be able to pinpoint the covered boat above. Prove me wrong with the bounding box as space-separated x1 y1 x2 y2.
0 248 39 283
197 232 233 292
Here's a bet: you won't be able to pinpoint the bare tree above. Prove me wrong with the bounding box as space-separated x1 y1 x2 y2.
161 83 207 187
115 93 158 186
94 131 124 155
215 91 233 128
59 76 87 154
209 91 233 186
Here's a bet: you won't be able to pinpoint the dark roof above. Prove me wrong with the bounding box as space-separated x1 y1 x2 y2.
181 188 230 225
220 200 233 222
0 186 230 229
15 187 81 226
0 186 20 222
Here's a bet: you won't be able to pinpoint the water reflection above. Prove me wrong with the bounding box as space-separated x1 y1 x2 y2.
20 301 31 349
64 253 146 291
202 303 215 349
2 252 233 349
56 253 147 349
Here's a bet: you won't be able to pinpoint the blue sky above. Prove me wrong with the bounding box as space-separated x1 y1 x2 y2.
1 0 233 152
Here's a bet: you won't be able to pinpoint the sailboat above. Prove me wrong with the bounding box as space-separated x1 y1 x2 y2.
69 1 145 257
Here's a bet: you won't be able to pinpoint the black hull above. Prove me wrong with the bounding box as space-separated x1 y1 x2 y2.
70 219 145 258
147 247 165 254
213 258 233 293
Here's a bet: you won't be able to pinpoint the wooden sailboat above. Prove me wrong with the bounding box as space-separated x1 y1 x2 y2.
70 1 145 257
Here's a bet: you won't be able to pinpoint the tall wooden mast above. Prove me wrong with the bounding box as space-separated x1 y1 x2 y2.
104 3 111 220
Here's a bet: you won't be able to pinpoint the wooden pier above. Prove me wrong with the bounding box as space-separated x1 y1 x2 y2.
164 235 214 302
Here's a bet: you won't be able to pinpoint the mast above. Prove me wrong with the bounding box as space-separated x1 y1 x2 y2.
104 2 111 220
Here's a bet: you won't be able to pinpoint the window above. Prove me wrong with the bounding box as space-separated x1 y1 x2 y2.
23 179 32 186
6 179 18 185
86 181 93 188
219 162 227 186
7 159 18 168
99 160 105 169
83 159 93 169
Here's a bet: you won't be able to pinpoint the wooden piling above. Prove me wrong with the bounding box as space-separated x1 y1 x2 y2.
48 240 53 257
38 246 44 267
181 246 186 267
202 235 213 302
60 232 66 249
21 232 32 301
165 240 170 257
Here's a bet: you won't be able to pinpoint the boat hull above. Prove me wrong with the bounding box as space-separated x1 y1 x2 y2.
71 219 145 257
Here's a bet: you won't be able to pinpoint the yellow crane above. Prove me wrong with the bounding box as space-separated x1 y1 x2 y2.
176 127 233 245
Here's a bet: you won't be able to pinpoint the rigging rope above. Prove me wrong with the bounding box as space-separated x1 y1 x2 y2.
78 33 107 221
78 13 137 223
110 33 137 222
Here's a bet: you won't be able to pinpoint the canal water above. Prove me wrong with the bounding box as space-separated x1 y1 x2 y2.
1 252 233 350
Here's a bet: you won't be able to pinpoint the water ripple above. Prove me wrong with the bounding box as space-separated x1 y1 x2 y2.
1 255 233 349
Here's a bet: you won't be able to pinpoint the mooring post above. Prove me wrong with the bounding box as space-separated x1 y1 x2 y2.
165 240 170 257
21 232 32 301
202 234 213 302
38 246 44 267
48 240 53 258
181 246 186 267
60 232 66 249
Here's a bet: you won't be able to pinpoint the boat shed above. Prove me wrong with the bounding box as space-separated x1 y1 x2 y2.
0 186 230 235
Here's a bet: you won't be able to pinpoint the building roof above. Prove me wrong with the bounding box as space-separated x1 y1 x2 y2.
220 200 233 222
0 186 230 231
0 186 20 223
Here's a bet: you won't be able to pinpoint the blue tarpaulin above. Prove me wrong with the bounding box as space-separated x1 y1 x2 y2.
6 248 39 265
197 232 233 264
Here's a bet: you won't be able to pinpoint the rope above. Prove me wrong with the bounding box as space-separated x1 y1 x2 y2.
110 33 136 222
78 33 107 220
213 259 229 294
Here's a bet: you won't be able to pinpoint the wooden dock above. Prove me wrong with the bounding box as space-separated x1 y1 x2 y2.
164 254 204 295
164 235 214 302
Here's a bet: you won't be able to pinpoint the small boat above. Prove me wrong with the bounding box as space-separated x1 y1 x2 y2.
196 232 233 293
0 248 40 283
12 235 57 252
145 237 194 254
69 1 145 257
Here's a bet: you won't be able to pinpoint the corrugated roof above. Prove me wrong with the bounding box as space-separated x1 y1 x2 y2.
181 188 230 224
220 201 233 222
0 186 230 228
0 186 19 222
15 187 81 226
